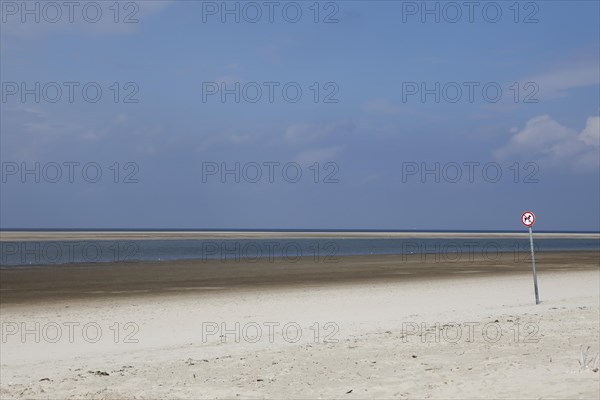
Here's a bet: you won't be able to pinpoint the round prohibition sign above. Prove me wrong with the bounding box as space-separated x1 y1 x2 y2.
521 211 535 227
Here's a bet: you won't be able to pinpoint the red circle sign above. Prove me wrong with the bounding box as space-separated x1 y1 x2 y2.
521 211 535 227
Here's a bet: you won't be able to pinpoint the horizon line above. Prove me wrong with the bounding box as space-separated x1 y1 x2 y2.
1 228 599 234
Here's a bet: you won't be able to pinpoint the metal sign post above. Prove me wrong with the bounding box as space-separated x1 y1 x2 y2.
522 211 539 305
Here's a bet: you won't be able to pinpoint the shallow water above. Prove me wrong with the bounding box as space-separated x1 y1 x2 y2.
1 237 598 267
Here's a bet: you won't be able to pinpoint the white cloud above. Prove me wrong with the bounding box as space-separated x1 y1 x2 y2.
363 100 406 116
214 76 242 85
580 116 600 147
114 113 128 125
257 44 282 64
524 64 600 100
225 63 241 70
227 133 256 145
295 146 343 166
360 172 383 185
193 128 264 152
0 1 170 38
135 143 156 156
1 104 133 159
494 115 600 171
284 121 354 145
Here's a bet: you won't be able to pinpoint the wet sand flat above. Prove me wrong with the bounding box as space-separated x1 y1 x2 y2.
1 251 598 305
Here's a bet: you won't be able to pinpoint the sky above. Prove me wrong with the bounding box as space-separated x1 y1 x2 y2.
0 0 599 231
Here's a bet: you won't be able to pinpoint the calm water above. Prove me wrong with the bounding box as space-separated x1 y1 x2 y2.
1 237 598 267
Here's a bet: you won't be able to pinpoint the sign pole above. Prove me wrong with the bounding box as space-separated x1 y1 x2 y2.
528 226 540 305
521 211 539 305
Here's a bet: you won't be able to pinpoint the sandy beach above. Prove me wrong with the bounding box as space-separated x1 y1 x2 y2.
1 251 599 399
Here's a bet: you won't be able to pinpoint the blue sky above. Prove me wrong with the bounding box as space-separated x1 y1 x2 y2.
1 0 599 231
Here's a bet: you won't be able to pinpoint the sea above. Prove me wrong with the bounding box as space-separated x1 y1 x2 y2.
1 230 598 267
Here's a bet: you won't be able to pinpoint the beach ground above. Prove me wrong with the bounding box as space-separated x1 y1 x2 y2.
1 252 599 399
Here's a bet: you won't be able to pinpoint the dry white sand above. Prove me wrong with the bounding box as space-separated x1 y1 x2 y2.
1 269 599 399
